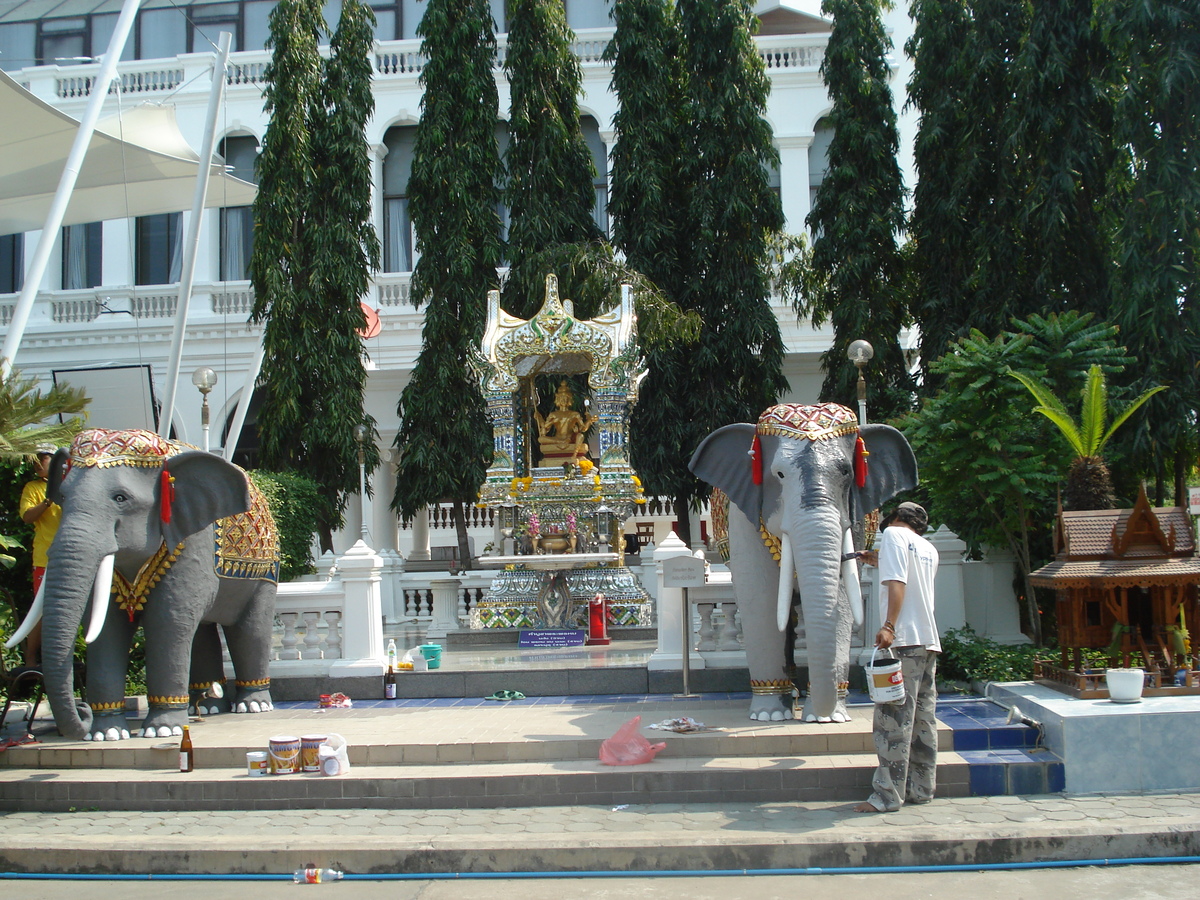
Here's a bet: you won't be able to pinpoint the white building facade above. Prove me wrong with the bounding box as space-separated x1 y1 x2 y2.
0 0 922 558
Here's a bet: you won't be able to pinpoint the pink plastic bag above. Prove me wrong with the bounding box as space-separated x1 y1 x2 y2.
598 715 667 766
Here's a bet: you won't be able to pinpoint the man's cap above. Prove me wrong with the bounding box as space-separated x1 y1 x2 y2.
882 501 928 532
35 444 56 456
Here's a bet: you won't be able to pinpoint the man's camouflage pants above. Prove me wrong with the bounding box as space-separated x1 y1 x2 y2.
864 646 939 812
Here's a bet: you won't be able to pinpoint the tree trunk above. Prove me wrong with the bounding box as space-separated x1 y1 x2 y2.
674 496 691 546
452 500 472 571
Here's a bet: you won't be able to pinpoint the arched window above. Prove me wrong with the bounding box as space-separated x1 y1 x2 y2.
382 125 417 273
580 115 608 236
218 135 260 282
808 116 834 212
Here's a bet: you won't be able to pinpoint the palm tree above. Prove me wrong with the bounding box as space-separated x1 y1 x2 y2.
0 369 88 456
1010 365 1165 510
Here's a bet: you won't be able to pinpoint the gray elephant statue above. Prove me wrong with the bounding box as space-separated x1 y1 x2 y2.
690 403 917 722
5 428 280 741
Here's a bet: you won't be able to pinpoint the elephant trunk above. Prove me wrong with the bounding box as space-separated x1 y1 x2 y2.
786 508 849 719
39 542 109 740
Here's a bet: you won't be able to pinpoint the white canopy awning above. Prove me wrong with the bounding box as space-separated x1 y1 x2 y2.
0 69 256 234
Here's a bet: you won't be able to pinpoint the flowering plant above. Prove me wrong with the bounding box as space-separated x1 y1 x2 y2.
566 511 577 533
578 459 595 475
528 511 540 538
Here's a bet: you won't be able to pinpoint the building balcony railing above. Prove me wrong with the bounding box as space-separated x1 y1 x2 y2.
13 30 828 103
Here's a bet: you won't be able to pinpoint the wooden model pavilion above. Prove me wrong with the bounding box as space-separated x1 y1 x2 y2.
1031 486 1200 698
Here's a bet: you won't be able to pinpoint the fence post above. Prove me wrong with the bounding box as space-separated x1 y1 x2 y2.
328 540 385 676
647 532 704 672
425 578 462 640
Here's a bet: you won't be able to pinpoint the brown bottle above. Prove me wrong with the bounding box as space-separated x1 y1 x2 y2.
179 725 194 772
384 665 397 700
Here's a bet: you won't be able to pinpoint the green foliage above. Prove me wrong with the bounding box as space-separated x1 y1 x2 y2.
1007 0 1115 317
251 0 381 551
502 0 603 319
626 0 787 531
1101 0 1200 506
392 0 504 568
939 627 1044 684
803 0 912 420
606 0 689 305
897 312 1131 645
0 368 89 456
248 470 321 581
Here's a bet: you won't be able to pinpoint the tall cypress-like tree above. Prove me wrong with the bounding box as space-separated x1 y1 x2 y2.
907 0 1030 381
502 0 603 319
392 0 504 567
803 0 912 419
905 0 972 377
605 0 688 304
252 0 380 552
1103 0 1200 505
626 0 785 541
1007 0 1114 315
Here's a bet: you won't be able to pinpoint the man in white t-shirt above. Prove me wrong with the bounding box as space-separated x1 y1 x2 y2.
854 501 940 813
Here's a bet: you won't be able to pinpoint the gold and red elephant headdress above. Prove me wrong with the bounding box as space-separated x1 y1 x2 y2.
750 403 868 488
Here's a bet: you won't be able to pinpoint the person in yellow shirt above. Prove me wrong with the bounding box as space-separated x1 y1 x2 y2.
17 446 60 667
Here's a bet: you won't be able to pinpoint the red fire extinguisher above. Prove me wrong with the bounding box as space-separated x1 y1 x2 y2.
587 592 611 646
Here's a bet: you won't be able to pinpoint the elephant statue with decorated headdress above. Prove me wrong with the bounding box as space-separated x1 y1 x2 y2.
691 403 918 722
6 428 280 741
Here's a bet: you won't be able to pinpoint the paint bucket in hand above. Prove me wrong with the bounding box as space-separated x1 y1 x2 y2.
866 646 905 704
268 735 300 774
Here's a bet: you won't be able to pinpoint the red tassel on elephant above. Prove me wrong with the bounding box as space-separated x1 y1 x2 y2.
751 435 763 485
160 470 174 524
854 435 869 489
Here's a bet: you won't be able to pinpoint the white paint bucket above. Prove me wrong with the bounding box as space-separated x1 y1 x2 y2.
246 751 268 776
866 646 905 704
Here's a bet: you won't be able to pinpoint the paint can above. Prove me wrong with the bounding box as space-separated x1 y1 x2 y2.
866 647 905 704
268 735 301 774
300 734 327 772
246 751 268 776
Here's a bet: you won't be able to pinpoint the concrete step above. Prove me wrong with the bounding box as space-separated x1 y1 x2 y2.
0 752 975 811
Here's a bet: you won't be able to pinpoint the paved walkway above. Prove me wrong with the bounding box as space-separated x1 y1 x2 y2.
3 791 1200 875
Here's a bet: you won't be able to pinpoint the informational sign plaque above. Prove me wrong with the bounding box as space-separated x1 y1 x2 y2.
662 555 706 588
518 629 587 648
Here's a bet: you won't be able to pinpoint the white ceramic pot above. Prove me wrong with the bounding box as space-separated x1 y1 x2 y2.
1105 667 1145 703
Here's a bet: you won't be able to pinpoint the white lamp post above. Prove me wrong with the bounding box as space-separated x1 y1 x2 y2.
191 366 217 452
353 424 369 542
847 340 874 425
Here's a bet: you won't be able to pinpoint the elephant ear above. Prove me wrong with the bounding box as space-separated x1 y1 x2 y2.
851 424 918 522
689 423 760 521
162 451 253 547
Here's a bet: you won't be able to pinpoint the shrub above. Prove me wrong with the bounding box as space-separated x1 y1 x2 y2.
939 626 1045 684
248 470 321 581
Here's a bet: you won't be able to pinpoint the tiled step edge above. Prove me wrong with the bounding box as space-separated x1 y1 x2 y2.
0 755 973 811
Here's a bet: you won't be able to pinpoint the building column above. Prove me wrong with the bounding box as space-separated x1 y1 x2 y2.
410 505 431 561
776 134 813 234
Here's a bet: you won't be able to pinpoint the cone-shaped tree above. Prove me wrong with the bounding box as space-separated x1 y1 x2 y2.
251 0 381 552
502 0 603 319
804 0 912 420
622 0 785 542
1010 365 1165 510
392 0 504 569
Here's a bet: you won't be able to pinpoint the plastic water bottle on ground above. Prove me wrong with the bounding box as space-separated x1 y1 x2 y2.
293 867 344 883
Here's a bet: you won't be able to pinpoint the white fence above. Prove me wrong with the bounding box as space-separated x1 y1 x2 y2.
266 527 1024 681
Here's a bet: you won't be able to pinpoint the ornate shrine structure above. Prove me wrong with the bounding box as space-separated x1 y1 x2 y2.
470 275 651 630
1031 486 1200 698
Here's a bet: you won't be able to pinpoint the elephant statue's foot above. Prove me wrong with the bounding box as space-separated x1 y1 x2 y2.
139 707 186 738
748 697 795 722
83 712 131 742
233 688 273 714
801 702 852 724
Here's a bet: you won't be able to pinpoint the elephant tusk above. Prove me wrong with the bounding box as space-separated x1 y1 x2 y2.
843 530 864 627
86 554 116 644
777 534 795 632
4 578 44 649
